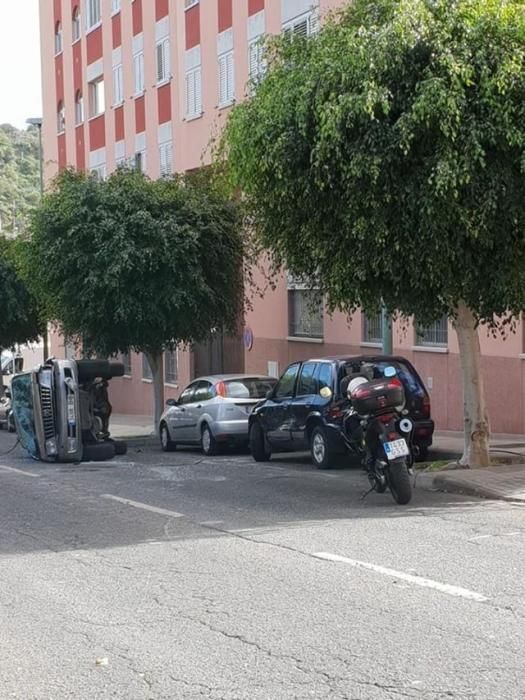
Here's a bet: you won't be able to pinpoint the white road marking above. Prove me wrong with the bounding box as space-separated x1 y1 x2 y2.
100 494 184 518
313 552 489 603
0 464 40 478
469 531 522 542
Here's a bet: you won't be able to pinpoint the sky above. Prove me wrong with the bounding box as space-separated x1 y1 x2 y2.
0 0 42 129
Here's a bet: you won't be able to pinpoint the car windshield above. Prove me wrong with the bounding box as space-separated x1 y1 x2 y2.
10 373 39 458
223 378 276 399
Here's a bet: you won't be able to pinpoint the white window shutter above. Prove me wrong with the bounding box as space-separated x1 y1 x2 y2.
227 52 234 102
164 39 170 80
294 19 308 38
195 68 202 114
218 55 227 105
156 43 164 83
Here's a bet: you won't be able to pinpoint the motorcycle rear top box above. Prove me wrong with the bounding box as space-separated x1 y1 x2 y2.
351 378 405 416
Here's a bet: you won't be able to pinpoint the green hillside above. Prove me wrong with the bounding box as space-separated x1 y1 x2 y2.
0 124 40 238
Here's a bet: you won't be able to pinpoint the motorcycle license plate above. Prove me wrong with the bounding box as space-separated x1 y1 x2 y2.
384 438 409 459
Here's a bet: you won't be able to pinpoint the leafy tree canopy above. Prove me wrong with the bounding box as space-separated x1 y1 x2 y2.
0 239 43 349
21 168 243 358
0 125 40 238
221 0 525 326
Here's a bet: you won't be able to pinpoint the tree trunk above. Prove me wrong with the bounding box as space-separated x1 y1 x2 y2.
454 302 490 467
146 351 165 430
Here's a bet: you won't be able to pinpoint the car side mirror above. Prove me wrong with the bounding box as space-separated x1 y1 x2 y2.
4 390 11 399
166 398 178 407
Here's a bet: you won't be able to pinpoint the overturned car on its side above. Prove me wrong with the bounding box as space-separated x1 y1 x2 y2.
10 358 127 462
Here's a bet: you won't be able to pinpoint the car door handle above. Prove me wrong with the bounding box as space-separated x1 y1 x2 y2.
196 405 202 409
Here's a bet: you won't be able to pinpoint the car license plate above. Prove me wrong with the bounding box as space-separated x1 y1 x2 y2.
384 438 409 460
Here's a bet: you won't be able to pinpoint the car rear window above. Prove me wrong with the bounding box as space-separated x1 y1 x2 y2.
340 360 425 398
223 378 276 399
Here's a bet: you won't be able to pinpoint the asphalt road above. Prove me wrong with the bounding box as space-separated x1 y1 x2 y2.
0 430 524 700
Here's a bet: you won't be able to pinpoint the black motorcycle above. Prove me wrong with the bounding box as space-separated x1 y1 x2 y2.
343 366 413 505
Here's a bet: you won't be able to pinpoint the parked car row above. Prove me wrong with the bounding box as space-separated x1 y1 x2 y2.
158 355 435 469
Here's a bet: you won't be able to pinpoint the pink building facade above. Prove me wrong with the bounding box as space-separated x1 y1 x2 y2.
40 0 525 432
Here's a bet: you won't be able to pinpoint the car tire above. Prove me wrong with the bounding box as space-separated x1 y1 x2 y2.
310 425 334 469
201 424 219 456
249 421 271 462
82 441 116 462
414 445 429 463
160 423 176 452
76 359 125 381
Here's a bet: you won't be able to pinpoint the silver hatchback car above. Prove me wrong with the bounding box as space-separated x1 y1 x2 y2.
159 374 277 455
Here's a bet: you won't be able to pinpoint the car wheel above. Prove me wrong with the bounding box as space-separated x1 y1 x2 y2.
201 424 219 456
414 445 429 463
249 421 271 462
160 423 176 452
310 425 334 469
82 441 116 462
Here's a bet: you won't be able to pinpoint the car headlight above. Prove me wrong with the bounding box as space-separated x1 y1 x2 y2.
45 438 58 455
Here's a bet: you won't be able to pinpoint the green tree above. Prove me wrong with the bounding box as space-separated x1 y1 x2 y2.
220 0 525 466
0 124 40 237
22 168 243 425
0 240 43 390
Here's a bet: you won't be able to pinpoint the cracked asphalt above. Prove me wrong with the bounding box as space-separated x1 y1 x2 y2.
0 430 524 700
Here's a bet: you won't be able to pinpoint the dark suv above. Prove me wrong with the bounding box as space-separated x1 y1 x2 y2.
248 355 434 468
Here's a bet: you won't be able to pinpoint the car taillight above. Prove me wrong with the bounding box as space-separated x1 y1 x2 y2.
387 432 399 440
327 406 344 419
387 378 402 389
422 395 431 419
215 381 227 398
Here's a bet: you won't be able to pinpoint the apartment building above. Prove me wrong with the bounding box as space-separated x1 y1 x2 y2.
40 0 525 432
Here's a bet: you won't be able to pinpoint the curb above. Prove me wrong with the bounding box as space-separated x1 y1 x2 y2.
114 434 158 449
415 471 525 504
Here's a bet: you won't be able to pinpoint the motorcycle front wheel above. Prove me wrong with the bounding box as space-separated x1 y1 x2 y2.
387 459 412 505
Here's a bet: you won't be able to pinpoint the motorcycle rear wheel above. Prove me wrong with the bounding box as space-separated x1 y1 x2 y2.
387 460 412 505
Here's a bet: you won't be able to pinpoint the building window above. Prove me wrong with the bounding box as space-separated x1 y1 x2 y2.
165 350 178 384
288 289 323 339
134 151 145 172
185 66 202 118
134 51 144 95
72 7 81 41
159 141 172 177
64 339 75 360
111 0 121 14
113 64 124 105
75 90 84 125
184 0 199 8
248 39 265 87
156 38 170 85
120 351 132 376
283 10 319 38
55 21 63 54
363 312 383 344
86 0 101 29
218 50 234 107
89 77 105 117
415 316 448 347
142 354 153 380
57 101 65 133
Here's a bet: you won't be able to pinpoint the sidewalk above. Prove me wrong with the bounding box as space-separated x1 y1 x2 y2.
416 431 525 503
110 414 154 439
417 465 525 504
